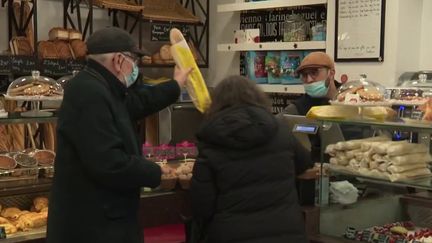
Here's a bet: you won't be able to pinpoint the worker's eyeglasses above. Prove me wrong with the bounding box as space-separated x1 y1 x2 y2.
299 68 328 80
121 52 139 65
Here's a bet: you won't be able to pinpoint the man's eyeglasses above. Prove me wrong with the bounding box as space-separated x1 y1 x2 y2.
121 52 139 64
299 67 328 80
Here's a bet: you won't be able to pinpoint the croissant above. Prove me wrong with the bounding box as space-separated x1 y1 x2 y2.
1 207 22 220
33 196 49 212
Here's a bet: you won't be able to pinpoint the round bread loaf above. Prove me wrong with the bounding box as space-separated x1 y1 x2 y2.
54 40 73 59
37 41 59 59
159 44 173 60
69 39 87 60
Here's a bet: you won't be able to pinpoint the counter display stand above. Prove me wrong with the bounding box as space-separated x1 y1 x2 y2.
314 118 432 243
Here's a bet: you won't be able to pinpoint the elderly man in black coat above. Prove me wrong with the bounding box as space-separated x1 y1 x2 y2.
46 27 190 243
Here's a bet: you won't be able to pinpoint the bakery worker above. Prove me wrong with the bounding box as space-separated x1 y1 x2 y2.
46 27 191 243
282 51 340 205
284 51 339 116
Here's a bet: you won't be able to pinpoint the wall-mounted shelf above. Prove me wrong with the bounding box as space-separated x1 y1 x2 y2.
217 0 327 13
217 41 326 52
258 84 304 94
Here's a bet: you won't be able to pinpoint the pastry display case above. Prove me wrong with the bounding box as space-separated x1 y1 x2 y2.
56 70 79 88
331 75 388 106
315 117 432 242
4 71 63 117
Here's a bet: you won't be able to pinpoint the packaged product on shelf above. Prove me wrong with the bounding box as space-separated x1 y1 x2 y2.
311 22 326 41
283 14 309 42
234 29 260 44
265 51 281 84
280 51 302 84
325 137 432 182
245 51 267 84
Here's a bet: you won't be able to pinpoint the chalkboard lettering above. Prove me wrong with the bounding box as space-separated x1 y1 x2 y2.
151 24 190 42
10 56 37 75
67 59 86 73
41 59 68 76
0 56 11 74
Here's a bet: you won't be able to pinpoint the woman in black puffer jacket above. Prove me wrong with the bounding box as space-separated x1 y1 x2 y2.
191 75 311 243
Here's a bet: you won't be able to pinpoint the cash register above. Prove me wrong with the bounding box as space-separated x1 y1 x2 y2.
282 114 345 205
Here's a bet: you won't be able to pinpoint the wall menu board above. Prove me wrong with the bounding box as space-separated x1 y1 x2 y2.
240 5 327 42
151 24 190 41
335 0 386 62
0 56 85 76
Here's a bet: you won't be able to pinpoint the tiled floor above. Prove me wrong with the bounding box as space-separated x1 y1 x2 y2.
144 224 186 243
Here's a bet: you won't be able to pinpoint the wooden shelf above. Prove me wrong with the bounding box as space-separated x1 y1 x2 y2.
217 0 327 13
258 84 304 93
217 41 326 52
0 112 57 125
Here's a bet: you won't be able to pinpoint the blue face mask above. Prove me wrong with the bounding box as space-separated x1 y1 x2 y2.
124 64 139 88
304 80 329 97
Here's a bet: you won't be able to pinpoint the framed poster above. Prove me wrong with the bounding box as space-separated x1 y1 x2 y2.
335 0 386 62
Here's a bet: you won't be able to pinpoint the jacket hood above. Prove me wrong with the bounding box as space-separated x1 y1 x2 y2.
197 105 278 149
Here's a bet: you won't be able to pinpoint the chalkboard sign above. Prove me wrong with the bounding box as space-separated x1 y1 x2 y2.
10 56 37 75
240 5 327 42
151 24 190 41
68 59 86 73
268 93 301 114
335 0 386 62
0 56 11 74
40 59 69 76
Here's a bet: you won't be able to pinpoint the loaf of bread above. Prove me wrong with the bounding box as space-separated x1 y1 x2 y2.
54 40 73 59
49 27 69 40
160 44 173 60
38 41 59 59
69 39 87 59
68 28 82 40
11 37 33 56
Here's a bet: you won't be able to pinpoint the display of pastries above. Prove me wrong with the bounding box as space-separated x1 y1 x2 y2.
326 137 432 182
31 150 55 166
6 71 63 98
0 155 17 170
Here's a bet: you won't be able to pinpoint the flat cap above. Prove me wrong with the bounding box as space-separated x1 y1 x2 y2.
86 27 148 56
296 52 335 73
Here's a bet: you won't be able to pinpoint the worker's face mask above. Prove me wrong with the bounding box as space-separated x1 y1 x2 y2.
304 79 329 97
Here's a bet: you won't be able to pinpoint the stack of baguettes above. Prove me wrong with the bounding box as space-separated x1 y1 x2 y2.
326 136 432 182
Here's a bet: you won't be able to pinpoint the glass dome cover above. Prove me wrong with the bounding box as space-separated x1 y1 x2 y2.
56 70 79 88
333 74 386 104
397 71 432 87
6 70 63 100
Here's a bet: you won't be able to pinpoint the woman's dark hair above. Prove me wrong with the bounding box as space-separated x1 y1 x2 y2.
206 75 271 116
